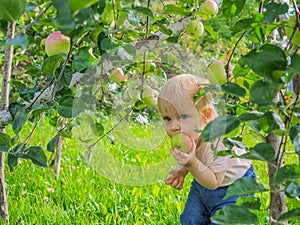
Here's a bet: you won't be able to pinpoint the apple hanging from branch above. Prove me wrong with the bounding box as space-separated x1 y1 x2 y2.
171 133 193 153
186 19 204 39
109 67 128 84
45 31 71 57
207 60 233 85
200 0 219 16
142 87 159 107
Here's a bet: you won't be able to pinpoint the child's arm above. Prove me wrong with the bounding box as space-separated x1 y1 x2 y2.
165 166 189 190
171 147 226 190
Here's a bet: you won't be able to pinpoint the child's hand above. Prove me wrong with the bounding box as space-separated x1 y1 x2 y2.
165 167 188 190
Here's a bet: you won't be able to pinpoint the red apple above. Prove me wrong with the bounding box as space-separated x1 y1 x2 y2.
45 31 71 57
142 87 159 106
186 19 204 39
200 0 218 16
109 67 127 84
171 133 193 152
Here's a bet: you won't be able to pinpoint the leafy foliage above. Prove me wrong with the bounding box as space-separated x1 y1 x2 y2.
0 0 299 223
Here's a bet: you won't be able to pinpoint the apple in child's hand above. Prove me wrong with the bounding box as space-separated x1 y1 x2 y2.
109 67 127 84
142 87 159 106
200 0 219 16
45 31 71 57
186 20 204 39
171 133 193 153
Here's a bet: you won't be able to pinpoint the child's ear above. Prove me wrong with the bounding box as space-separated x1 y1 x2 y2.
204 107 213 121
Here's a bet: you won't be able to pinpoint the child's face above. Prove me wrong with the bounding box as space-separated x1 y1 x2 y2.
159 100 204 141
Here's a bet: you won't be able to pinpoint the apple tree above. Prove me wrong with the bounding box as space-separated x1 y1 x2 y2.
0 0 299 224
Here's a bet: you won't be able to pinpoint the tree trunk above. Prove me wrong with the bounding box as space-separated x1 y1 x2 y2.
0 21 16 222
267 133 287 225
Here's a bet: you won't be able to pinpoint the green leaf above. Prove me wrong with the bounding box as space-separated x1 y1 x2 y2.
274 165 300 184
12 111 27 134
221 0 246 18
157 23 173 36
240 143 275 162
236 197 262 210
204 25 218 40
42 55 64 75
0 0 26 22
100 38 119 52
211 205 258 225
238 111 263 122
6 34 27 48
47 135 58 153
285 181 300 198
8 144 25 171
242 44 287 79
92 120 104 136
202 115 240 142
52 0 75 35
263 2 288 23
21 146 47 167
0 132 11 147
58 97 75 118
58 96 86 118
258 111 285 133
250 79 279 107
166 35 180 43
224 177 267 199
233 18 255 35
221 82 246 97
277 209 300 222
290 124 300 155
72 47 98 71
8 152 19 171
69 0 98 15
287 54 300 76
163 4 189 16
132 6 154 17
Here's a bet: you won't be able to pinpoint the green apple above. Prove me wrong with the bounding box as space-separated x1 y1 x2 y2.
285 15 300 45
200 0 218 16
186 20 204 39
171 133 193 152
109 67 127 84
142 87 159 106
45 31 71 57
207 60 228 85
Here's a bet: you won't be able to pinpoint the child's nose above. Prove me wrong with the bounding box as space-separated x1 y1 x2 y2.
171 120 181 131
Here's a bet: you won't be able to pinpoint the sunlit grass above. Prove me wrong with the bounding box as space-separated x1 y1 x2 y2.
3 116 299 224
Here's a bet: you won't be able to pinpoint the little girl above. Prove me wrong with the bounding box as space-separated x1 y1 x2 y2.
158 74 256 225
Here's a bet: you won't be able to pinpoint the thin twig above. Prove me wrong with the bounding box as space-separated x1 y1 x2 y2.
89 107 134 149
18 2 53 36
23 112 45 145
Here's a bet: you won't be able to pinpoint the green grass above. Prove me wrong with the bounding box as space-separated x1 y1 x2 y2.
3 117 299 224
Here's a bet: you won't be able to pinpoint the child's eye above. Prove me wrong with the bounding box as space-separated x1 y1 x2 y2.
163 116 171 121
180 114 188 119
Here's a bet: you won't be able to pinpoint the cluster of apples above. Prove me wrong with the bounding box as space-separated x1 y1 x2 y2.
108 67 159 106
185 0 219 39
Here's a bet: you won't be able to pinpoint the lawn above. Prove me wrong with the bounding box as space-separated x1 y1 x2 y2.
4 115 298 224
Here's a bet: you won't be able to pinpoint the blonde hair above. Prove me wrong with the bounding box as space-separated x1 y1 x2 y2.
158 74 217 120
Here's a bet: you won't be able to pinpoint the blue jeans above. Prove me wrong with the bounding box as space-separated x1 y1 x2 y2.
180 165 256 225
